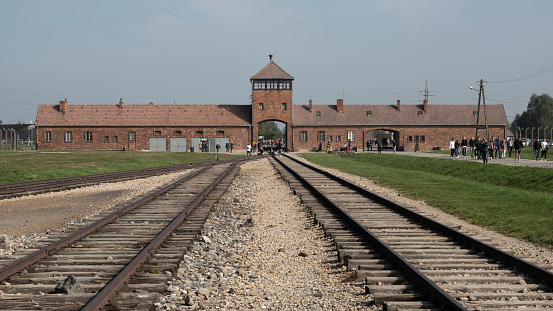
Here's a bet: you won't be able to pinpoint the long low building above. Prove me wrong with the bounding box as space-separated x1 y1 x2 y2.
35 58 508 152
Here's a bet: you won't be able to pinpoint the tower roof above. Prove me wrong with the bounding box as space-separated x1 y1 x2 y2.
251 60 294 80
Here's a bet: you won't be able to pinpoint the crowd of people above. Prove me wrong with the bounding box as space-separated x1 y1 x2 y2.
448 136 549 163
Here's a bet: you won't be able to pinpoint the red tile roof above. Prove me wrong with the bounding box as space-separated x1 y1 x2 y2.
250 61 294 80
292 104 507 126
35 104 252 127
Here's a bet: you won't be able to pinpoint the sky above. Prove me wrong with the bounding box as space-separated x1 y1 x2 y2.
2 0 553 124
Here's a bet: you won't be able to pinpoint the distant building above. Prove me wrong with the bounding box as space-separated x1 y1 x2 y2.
35 58 508 152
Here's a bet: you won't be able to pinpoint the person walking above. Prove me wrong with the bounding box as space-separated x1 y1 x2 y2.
494 137 501 159
449 138 456 159
541 139 548 161
377 139 382 154
481 139 489 163
533 139 541 161
246 143 252 156
225 142 229 153
216 142 220 153
461 137 468 158
507 138 513 158
469 137 476 158
514 137 523 163
230 141 234 153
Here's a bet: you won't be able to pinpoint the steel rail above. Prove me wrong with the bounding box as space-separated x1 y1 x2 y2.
272 155 467 310
80 162 236 311
0 164 213 282
283 154 553 286
0 157 242 198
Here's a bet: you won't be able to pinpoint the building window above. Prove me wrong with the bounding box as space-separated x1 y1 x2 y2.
421 135 426 143
282 103 287 110
348 131 355 142
300 131 307 142
337 135 342 142
154 130 161 135
266 80 278 89
45 131 52 142
174 130 182 135
279 81 291 90
85 131 93 142
196 131 204 135
217 130 225 135
114 136 118 142
367 111 372 116
318 131 325 141
259 103 264 110
105 136 109 142
408 136 413 142
129 132 136 142
65 131 72 142
328 135 333 142
253 81 265 90
418 111 424 116
316 111 321 116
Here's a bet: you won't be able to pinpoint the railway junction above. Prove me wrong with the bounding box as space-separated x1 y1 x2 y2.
1 153 553 310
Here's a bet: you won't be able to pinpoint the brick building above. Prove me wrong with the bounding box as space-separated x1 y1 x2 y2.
35 58 508 152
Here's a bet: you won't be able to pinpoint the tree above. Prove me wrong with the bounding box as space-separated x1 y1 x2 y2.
0 119 3 124
511 93 553 131
258 121 284 140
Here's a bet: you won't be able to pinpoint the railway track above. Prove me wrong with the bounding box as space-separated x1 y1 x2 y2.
0 159 235 200
270 154 553 310
0 158 247 310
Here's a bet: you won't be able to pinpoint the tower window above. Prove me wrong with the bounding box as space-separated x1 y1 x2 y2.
282 103 287 110
259 103 264 110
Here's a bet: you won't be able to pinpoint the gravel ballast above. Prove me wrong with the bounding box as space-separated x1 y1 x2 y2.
156 158 373 310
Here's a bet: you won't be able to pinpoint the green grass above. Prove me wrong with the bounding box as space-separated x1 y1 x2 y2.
301 152 553 248
0 150 243 184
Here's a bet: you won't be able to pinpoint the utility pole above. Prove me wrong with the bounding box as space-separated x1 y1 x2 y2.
474 79 489 140
421 81 434 103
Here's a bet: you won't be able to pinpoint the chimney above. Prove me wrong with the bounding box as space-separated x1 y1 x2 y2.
308 99 312 112
396 99 401 111
118 98 124 108
337 98 344 112
59 98 68 113
423 99 428 112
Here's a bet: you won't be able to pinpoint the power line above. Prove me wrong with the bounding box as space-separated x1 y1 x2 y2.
488 64 553 84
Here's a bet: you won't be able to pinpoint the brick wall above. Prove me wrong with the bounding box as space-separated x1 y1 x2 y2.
251 89 293 148
36 126 250 151
292 125 506 152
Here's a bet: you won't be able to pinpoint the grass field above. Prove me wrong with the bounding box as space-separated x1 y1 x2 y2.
0 150 243 184
301 152 553 248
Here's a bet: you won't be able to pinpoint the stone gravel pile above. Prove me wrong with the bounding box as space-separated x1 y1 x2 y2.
156 159 373 310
